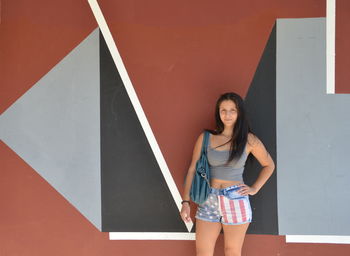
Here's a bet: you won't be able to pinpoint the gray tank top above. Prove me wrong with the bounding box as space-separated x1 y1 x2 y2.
207 133 248 181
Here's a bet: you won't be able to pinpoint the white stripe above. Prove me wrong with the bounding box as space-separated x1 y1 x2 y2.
233 199 243 223
87 0 193 233
240 199 247 221
223 196 233 223
109 232 196 240
243 198 251 220
286 235 350 244
218 196 223 216
326 0 336 94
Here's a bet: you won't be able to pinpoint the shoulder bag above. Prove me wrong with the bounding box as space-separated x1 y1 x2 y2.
190 131 211 204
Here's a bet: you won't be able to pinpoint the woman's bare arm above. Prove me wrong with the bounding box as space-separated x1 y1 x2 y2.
182 132 204 201
238 133 275 196
180 132 204 222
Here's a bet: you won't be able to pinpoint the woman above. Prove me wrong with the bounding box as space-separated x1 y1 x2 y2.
180 92 275 256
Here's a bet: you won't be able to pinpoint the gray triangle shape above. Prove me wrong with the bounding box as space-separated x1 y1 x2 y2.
0 28 101 230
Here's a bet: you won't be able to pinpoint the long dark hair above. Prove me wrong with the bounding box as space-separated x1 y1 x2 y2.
207 92 252 164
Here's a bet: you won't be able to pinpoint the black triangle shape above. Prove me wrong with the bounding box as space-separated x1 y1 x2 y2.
100 30 188 232
244 24 278 235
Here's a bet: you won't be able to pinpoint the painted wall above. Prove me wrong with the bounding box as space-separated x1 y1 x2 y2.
276 18 350 235
1 0 350 255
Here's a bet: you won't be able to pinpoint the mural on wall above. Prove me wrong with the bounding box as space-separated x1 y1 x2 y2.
1 0 350 255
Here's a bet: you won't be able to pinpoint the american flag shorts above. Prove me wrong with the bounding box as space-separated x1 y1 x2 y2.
195 184 252 225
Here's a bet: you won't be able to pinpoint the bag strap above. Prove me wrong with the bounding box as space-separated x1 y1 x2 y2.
201 131 210 155
201 131 210 185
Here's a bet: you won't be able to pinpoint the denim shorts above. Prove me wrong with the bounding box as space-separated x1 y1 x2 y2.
195 184 252 225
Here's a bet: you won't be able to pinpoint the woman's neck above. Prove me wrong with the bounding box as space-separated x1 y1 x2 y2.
221 127 233 138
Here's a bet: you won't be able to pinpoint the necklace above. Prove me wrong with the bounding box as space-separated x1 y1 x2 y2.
221 133 232 139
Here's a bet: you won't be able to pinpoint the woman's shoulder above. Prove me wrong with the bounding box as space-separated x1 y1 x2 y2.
248 132 260 142
200 130 214 137
247 132 262 151
195 130 213 144
195 131 206 145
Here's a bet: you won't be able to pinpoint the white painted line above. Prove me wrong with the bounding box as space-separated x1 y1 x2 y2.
286 235 350 244
326 0 336 94
87 0 193 234
109 232 196 240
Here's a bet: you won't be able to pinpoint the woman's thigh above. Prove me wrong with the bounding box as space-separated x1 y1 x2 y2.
222 223 250 255
195 219 222 256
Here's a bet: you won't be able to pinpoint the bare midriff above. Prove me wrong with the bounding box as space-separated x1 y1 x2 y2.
210 178 243 189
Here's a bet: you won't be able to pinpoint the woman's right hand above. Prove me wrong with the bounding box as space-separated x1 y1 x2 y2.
180 203 192 223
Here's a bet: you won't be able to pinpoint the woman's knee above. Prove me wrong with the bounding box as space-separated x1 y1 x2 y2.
196 239 216 256
224 246 241 256
196 247 215 256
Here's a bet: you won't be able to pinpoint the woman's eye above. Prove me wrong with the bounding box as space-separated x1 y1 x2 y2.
220 110 236 115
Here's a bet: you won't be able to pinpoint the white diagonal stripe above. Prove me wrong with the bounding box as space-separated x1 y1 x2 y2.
87 0 193 234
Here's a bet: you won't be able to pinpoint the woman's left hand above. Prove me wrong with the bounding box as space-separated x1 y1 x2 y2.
237 184 258 196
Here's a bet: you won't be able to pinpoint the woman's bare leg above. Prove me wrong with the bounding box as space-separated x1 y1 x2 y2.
195 219 222 256
222 223 249 256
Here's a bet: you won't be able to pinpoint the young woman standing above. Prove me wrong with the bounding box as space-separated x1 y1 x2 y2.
180 92 275 256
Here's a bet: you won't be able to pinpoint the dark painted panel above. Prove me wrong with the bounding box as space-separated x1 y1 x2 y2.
100 31 187 232
244 25 278 235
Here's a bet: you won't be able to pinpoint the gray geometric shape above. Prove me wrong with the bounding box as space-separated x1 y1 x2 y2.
0 28 101 230
276 18 350 235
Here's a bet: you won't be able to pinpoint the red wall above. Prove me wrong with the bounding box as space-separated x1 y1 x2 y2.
336 0 350 93
1 0 350 255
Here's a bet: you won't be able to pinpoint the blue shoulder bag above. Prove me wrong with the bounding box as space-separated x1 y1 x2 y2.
190 131 211 204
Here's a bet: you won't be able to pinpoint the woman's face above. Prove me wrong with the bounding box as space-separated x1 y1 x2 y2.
219 100 238 128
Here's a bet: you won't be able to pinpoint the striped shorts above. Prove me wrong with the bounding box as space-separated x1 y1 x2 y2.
195 184 252 225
